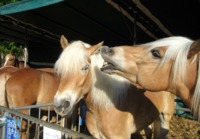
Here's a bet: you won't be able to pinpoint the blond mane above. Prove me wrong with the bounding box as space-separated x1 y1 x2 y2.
145 36 193 83
55 41 91 76
144 36 200 121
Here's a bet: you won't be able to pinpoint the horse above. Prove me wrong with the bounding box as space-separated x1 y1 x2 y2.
0 66 18 107
0 67 66 139
1 53 30 68
0 67 60 130
5 68 59 111
100 36 200 121
2 52 57 74
53 35 175 139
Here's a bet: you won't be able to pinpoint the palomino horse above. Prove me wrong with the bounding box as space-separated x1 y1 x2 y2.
0 67 58 111
100 36 200 121
53 36 175 139
0 66 60 138
5 67 59 111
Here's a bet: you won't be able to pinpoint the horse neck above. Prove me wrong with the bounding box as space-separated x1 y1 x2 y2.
89 63 130 109
188 56 200 121
175 56 200 121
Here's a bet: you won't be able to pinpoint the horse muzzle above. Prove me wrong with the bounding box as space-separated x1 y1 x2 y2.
100 46 120 73
54 97 72 116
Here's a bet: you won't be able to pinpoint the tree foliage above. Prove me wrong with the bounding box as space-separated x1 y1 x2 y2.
0 40 24 59
0 0 20 6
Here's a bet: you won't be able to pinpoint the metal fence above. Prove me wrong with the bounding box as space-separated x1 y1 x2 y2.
0 104 94 139
0 98 193 139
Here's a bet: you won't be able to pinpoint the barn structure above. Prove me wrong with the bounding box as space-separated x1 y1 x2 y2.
0 0 200 138
0 0 199 68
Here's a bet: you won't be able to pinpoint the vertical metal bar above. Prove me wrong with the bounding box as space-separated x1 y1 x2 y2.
28 108 31 116
26 119 30 138
24 26 27 67
0 109 4 139
56 113 58 124
38 108 41 139
37 123 40 139
26 108 31 138
48 106 50 122
2 125 5 139
38 108 41 119
78 116 81 133
35 122 38 138
20 117 23 139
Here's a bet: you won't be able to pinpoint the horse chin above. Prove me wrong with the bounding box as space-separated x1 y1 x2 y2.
54 106 73 117
101 63 116 74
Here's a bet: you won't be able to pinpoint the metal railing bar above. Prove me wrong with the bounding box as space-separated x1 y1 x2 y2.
13 103 54 110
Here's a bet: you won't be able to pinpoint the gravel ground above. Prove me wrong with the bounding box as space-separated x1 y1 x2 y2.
131 114 200 139
168 114 200 139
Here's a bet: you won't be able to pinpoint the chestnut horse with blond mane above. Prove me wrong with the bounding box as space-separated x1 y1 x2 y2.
100 36 200 121
0 67 59 130
53 35 175 139
0 56 59 138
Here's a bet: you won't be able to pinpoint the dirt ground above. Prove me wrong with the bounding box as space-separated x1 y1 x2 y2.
131 114 200 139
168 114 200 139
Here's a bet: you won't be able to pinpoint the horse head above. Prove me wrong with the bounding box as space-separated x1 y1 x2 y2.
53 35 103 116
100 37 198 92
100 36 200 121
2 53 16 67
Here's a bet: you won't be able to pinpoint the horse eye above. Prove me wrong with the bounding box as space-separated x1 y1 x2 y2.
151 49 161 59
82 64 89 71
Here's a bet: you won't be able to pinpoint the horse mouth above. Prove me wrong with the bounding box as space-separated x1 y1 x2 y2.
101 61 116 74
54 106 73 117
100 47 119 73
54 101 73 116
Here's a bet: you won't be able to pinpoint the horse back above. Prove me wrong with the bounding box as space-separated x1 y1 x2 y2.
6 68 43 107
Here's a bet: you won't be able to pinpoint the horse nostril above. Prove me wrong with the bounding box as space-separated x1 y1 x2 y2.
100 46 109 54
106 48 114 56
62 101 70 108
100 46 113 56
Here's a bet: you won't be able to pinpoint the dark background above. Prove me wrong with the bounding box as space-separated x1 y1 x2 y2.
0 0 199 67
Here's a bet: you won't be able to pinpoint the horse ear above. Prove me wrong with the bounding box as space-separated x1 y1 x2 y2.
188 39 200 59
88 41 104 55
60 35 69 49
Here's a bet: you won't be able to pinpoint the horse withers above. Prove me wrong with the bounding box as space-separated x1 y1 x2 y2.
100 36 200 121
53 35 175 139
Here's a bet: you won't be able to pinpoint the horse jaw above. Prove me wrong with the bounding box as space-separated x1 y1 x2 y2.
100 46 122 73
